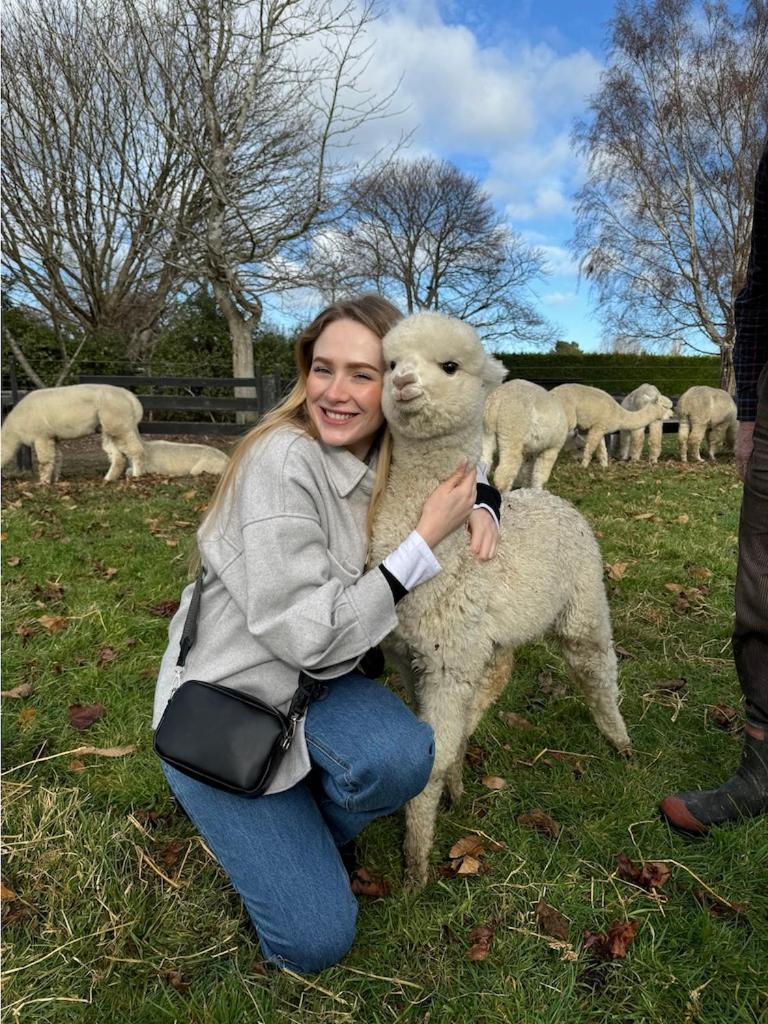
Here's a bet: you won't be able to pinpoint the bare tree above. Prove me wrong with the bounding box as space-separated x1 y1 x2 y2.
129 0 397 409
572 0 768 390
2 0 206 381
307 157 553 346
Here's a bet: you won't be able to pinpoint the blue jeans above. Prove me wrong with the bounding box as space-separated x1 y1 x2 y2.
161 672 435 974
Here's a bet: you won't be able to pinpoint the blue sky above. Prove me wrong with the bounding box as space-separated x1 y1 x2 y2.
273 0 633 351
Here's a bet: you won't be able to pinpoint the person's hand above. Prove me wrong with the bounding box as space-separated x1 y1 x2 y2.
735 420 755 482
467 507 499 561
416 462 477 549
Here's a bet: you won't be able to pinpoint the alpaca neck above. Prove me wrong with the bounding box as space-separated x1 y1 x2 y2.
387 425 481 499
617 404 661 429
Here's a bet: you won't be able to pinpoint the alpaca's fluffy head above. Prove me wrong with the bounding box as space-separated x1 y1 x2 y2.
381 313 506 440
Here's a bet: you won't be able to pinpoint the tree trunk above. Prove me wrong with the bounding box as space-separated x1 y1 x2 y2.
720 345 735 395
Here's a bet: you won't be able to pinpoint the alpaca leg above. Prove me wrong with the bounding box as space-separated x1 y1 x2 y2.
678 420 690 462
687 421 706 462
481 429 496 471
617 430 631 461
628 427 645 462
101 435 127 481
555 593 630 752
581 428 604 468
445 649 515 806
33 437 57 485
404 677 474 890
647 421 663 464
494 449 523 492
114 429 145 478
596 437 609 467
708 422 727 459
530 448 559 489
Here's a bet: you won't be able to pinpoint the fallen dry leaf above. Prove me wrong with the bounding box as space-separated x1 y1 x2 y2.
149 600 180 618
159 839 186 868
38 614 69 633
18 708 36 727
97 647 118 665
606 562 628 580
457 855 483 876
466 924 495 961
482 775 506 790
708 705 741 732
693 890 747 920
518 810 561 838
165 969 189 994
676 513 690 524
664 582 685 593
614 644 634 660
15 624 34 644
1 882 18 901
616 853 671 892
582 918 640 961
500 711 534 731
7 555 21 566
1 683 34 699
69 760 86 773
689 566 713 579
465 744 488 768
68 703 106 731
632 511 655 520
655 677 688 693
350 867 390 897
449 836 485 860
535 900 570 940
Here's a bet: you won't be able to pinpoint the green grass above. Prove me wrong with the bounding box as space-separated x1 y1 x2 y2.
2 447 767 1024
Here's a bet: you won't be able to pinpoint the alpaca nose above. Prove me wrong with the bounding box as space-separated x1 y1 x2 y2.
392 367 418 390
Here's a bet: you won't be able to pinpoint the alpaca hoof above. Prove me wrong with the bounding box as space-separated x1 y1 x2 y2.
403 864 428 893
616 744 633 760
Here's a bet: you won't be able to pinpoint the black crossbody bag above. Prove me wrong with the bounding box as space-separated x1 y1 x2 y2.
153 572 316 796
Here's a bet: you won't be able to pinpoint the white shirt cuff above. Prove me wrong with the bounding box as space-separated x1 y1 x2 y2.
382 530 442 591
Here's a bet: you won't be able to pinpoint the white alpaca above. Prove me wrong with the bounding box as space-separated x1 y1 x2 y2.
615 384 674 464
129 440 229 477
0 384 144 484
370 313 631 890
481 379 569 490
551 383 672 468
675 386 737 462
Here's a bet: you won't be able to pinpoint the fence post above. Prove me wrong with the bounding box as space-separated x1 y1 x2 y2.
8 352 32 471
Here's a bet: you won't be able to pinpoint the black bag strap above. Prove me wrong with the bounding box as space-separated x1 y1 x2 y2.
176 570 205 669
174 570 320 724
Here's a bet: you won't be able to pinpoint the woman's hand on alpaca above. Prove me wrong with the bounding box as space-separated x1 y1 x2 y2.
467 507 498 561
416 463 477 550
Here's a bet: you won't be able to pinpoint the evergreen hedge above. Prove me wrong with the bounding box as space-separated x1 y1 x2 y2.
496 352 721 397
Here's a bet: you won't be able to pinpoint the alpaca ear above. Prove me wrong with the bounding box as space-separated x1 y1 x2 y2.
482 355 507 391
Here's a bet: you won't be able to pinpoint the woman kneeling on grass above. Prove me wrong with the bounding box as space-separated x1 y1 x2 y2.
151 295 501 973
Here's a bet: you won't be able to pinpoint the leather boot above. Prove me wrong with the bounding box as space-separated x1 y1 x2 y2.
659 724 768 834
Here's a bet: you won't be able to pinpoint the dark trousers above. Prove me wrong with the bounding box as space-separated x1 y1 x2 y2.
733 364 768 727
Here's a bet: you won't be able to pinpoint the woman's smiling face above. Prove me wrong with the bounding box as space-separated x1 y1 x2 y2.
305 318 386 459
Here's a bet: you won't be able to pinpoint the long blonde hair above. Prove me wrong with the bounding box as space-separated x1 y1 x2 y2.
191 295 402 573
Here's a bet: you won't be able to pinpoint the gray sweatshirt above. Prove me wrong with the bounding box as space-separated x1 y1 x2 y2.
152 427 400 795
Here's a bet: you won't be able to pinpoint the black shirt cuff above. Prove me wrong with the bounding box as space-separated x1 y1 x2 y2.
475 482 502 526
379 563 408 604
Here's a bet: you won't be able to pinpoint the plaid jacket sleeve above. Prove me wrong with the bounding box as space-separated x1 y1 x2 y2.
733 140 768 421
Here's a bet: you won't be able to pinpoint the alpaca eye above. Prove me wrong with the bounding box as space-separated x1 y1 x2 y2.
389 360 396 370
440 361 459 375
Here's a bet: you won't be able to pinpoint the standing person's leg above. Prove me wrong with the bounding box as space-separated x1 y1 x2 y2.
660 367 768 832
161 763 357 974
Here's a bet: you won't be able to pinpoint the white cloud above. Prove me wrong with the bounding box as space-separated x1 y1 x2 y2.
542 290 579 306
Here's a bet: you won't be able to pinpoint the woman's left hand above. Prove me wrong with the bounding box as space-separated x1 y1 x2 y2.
467 508 499 561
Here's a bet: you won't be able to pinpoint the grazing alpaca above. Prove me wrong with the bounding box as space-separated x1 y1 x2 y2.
481 379 569 490
370 313 631 890
1 384 144 483
616 384 674 464
129 440 229 477
552 383 672 468
675 386 737 462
